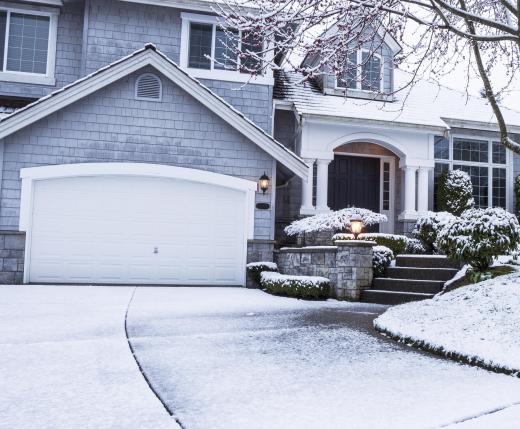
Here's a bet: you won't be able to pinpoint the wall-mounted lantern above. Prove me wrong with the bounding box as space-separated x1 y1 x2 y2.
350 214 364 239
259 172 270 194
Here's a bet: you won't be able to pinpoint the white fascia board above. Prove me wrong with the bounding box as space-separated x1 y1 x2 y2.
301 113 448 134
0 47 308 179
13 0 62 7
442 117 520 135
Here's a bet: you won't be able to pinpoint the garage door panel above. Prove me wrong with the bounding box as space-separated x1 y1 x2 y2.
28 174 248 285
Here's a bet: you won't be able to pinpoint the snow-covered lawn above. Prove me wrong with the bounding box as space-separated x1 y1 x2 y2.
375 270 520 374
127 287 520 429
0 285 179 429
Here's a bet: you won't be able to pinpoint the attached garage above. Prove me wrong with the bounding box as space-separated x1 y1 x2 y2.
20 163 256 286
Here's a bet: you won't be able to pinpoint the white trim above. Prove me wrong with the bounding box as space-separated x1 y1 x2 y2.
0 4 58 86
179 11 274 86
0 46 309 178
20 163 256 286
119 0 258 13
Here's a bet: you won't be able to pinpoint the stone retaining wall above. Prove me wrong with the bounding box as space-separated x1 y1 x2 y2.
0 232 25 284
275 240 374 300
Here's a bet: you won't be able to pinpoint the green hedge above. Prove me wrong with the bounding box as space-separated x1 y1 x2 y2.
260 272 330 300
333 232 407 255
246 262 278 284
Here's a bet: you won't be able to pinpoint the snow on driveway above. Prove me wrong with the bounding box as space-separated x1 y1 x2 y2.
127 287 520 429
0 285 179 429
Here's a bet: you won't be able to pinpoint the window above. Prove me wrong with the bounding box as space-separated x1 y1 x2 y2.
336 50 382 92
0 6 57 85
433 135 509 209
181 13 268 83
382 162 390 211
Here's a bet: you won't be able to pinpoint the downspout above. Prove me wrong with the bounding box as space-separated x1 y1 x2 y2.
80 0 90 78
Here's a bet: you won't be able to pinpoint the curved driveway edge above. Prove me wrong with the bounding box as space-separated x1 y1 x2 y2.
0 285 180 429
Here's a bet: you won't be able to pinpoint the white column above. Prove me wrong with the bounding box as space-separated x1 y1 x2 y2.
400 166 417 219
417 167 430 213
300 158 315 215
315 159 331 212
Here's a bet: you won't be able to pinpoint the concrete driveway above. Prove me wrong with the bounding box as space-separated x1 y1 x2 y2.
2 285 520 429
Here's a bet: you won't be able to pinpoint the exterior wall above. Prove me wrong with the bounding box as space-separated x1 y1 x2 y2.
0 67 275 239
0 232 24 284
275 240 374 300
0 0 84 99
85 0 273 132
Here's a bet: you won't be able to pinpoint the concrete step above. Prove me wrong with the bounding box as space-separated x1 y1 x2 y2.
361 290 435 305
386 267 458 282
373 278 444 294
396 255 460 269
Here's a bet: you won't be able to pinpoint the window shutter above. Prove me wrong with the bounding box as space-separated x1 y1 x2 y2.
135 73 162 101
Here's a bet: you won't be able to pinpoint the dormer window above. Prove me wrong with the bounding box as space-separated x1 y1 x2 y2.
337 50 383 92
180 13 272 85
0 5 58 86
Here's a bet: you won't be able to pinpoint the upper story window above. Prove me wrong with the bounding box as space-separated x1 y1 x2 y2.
337 50 383 92
0 5 58 86
180 13 272 85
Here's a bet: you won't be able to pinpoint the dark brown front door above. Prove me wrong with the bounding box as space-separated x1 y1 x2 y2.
328 155 381 214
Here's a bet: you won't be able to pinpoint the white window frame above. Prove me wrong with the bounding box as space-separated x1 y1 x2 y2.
335 49 384 93
0 3 58 86
433 134 512 211
180 12 273 85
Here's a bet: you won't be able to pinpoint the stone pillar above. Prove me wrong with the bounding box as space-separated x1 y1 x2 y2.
315 159 331 213
400 166 417 219
300 158 316 215
335 240 374 300
417 167 430 213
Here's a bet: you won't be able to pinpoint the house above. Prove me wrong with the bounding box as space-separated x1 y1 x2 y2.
0 0 517 286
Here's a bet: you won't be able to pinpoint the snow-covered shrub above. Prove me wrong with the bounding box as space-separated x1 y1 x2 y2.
515 175 520 220
437 170 474 215
246 261 278 284
332 232 407 255
373 245 394 277
405 237 427 254
437 207 520 272
284 207 387 236
260 272 330 300
413 211 455 253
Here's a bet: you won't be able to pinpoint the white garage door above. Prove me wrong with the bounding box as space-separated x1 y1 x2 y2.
28 175 249 285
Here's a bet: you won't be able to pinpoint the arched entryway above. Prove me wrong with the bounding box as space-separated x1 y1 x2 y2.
329 142 399 233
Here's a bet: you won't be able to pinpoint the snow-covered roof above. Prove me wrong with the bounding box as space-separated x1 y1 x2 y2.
0 44 308 179
274 70 520 133
0 106 16 120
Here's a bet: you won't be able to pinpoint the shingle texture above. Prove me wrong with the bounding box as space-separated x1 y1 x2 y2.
1 67 274 238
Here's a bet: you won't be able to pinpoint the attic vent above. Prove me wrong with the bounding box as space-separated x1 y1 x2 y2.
135 73 162 101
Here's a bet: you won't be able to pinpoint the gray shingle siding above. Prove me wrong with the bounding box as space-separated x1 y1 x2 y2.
0 1 84 99
0 68 275 239
85 0 273 132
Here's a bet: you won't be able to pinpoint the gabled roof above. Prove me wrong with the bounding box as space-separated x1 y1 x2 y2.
0 44 308 179
274 70 520 133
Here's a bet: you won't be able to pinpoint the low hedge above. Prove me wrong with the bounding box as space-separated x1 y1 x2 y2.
246 261 278 284
332 232 408 255
260 271 330 300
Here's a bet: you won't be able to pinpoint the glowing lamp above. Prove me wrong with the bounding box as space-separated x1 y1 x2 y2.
259 172 270 194
350 215 363 239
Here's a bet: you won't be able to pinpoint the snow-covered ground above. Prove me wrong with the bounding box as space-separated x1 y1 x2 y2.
0 285 179 429
375 270 520 374
2 285 520 429
127 287 520 429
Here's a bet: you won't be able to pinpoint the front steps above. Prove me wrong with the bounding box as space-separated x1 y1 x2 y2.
361 255 459 305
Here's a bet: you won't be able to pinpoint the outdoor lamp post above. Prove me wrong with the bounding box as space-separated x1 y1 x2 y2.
259 172 270 194
350 215 363 239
